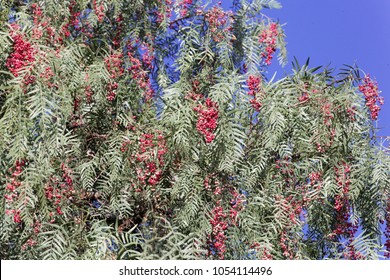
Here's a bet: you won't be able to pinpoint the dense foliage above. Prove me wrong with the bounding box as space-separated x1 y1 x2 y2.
0 0 389 260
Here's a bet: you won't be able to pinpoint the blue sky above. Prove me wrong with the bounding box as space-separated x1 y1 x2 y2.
223 0 390 139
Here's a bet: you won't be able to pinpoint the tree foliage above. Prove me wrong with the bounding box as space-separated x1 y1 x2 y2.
0 0 389 260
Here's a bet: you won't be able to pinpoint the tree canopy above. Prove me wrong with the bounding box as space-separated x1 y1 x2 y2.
0 0 389 260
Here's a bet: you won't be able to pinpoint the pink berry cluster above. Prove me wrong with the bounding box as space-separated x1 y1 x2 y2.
30 3 67 45
346 106 357 122
298 92 309 103
21 219 42 251
131 133 168 189
83 73 94 103
5 160 25 223
106 82 118 101
331 162 363 259
276 194 302 229
186 79 203 101
249 243 273 260
105 52 124 79
93 0 105 23
128 49 154 101
112 14 124 48
258 22 279 65
21 238 38 251
193 98 219 143
104 52 124 101
44 163 75 220
208 205 229 259
204 6 233 42
246 75 263 111
297 85 319 105
61 1 79 38
333 163 352 234
321 102 333 127
273 160 325 259
358 75 384 120
279 231 294 259
204 173 247 259
141 44 155 69
203 175 222 195
6 31 35 77
155 0 173 24
85 85 93 103
178 0 193 17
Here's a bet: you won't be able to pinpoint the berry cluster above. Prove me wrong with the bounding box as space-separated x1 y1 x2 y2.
30 3 66 45
133 133 167 189
204 175 223 195
106 82 119 101
186 79 203 101
204 6 233 42
298 92 309 103
358 75 384 120
21 238 38 251
204 174 247 259
105 52 124 79
178 0 193 17
331 162 363 259
332 163 353 234
5 160 25 223
193 98 219 143
61 1 79 38
93 0 105 23
321 102 333 127
44 163 75 221
155 0 173 24
279 231 295 259
104 52 124 101
246 75 263 111
259 22 279 65
128 49 154 101
208 205 228 259
6 31 35 77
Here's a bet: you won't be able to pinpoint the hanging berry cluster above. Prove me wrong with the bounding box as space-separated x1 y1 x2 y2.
127 47 154 101
250 243 273 260
186 79 203 101
358 75 384 120
104 52 124 101
259 22 279 65
332 162 363 259
177 0 193 17
93 0 106 23
246 75 263 111
6 29 35 78
207 205 229 259
127 132 168 190
30 3 66 45
44 163 75 221
204 174 246 259
154 0 173 24
204 6 233 42
4 160 25 224
193 98 219 143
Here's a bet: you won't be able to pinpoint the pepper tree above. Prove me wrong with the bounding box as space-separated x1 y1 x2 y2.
0 0 389 260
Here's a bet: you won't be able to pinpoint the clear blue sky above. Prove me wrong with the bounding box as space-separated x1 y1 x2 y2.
222 0 390 138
